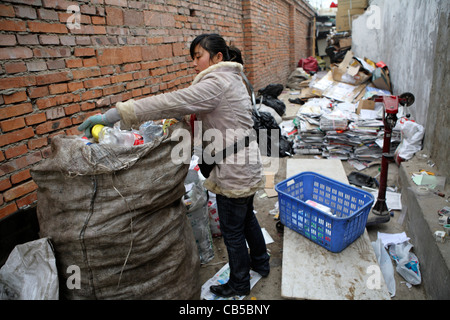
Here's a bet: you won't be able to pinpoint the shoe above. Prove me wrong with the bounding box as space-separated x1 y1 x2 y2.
210 283 250 297
251 267 270 278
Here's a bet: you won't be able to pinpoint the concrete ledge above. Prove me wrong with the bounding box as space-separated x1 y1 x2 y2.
399 153 450 300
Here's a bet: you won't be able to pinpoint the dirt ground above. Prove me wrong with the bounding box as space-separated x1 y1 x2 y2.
198 154 428 300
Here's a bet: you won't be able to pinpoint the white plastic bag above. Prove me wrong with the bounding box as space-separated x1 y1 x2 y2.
372 238 396 297
394 119 425 162
0 238 58 300
388 241 421 285
207 191 221 237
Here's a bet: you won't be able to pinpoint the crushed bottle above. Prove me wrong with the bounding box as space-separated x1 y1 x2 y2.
139 121 164 144
92 124 143 146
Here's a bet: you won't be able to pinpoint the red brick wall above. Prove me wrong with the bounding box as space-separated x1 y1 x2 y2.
243 0 315 89
0 0 314 219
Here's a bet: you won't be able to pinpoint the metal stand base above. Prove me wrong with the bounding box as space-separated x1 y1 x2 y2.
366 210 390 226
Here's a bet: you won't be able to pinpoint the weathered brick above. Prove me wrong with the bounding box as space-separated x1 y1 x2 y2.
26 60 47 72
121 46 143 63
25 112 47 126
0 103 33 120
49 83 68 95
27 86 49 98
28 136 48 150
0 76 35 90
72 67 101 79
11 168 31 184
5 144 27 159
105 6 123 26
38 34 60 45
33 47 71 58
123 10 144 26
1 117 26 132
37 8 59 20
17 34 39 45
83 77 110 89
83 57 97 67
74 47 95 56
3 91 27 104
0 178 12 192
35 71 71 85
14 5 37 19
16 190 37 209
0 127 34 147
0 47 33 60
4 180 38 202
46 59 66 70
35 117 72 134
0 20 27 32
65 58 83 68
96 47 122 66
67 81 83 92
0 203 18 220
0 34 17 46
64 103 81 115
28 21 67 33
105 0 127 7
0 4 15 17
45 107 65 119
4 62 27 74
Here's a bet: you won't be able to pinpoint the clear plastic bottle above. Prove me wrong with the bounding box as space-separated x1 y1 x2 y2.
139 121 164 144
92 124 143 146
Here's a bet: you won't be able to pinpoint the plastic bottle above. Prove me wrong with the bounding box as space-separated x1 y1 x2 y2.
139 121 164 144
92 124 143 146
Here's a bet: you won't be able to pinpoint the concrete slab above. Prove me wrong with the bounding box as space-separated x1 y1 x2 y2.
281 159 391 300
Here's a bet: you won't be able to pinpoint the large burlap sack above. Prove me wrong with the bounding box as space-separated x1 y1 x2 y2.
31 122 200 300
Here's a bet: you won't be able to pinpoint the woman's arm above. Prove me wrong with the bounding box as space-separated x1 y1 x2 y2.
116 73 228 129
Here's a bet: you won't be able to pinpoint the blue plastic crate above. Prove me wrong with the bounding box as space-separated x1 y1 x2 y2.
275 171 374 253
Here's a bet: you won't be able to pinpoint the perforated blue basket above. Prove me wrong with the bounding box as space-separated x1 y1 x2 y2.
275 171 374 253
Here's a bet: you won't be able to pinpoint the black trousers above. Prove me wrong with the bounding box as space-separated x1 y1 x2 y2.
216 194 270 292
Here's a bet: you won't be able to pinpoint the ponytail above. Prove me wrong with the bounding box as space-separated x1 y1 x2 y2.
227 45 244 65
190 34 244 65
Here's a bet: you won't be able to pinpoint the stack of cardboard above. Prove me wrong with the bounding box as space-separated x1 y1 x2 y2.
336 0 369 32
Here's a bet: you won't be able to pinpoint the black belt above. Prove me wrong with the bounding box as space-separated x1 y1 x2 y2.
210 135 253 162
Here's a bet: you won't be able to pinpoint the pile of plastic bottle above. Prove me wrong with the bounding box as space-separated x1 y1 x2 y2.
84 119 178 146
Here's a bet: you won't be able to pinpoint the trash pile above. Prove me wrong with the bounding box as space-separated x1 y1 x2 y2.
372 232 422 297
281 51 424 169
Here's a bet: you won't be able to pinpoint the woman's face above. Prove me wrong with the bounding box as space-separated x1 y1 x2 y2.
192 44 223 74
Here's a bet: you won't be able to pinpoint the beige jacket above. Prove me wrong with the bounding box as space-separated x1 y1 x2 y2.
115 61 264 198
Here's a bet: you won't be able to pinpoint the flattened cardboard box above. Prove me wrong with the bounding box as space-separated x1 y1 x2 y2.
331 51 372 86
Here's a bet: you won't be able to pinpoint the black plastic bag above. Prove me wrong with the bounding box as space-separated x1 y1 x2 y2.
256 96 286 117
258 84 284 98
256 84 286 116
252 110 293 157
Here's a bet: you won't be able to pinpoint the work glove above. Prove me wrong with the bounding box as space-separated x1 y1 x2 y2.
78 114 114 138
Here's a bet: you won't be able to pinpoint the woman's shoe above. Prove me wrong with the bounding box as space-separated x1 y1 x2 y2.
210 283 250 297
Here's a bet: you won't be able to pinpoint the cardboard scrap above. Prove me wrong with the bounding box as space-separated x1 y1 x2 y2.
263 171 278 198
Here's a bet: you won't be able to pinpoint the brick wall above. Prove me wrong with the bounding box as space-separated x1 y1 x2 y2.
243 0 315 89
0 0 314 219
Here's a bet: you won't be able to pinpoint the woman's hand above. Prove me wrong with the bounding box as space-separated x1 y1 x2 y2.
77 114 114 138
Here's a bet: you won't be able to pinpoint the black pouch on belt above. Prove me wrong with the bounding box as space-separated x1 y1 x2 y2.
199 136 251 178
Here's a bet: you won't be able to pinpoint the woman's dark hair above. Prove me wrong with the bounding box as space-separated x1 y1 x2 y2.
190 33 243 65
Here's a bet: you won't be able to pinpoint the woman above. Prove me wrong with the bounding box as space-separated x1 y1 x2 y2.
78 34 270 298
